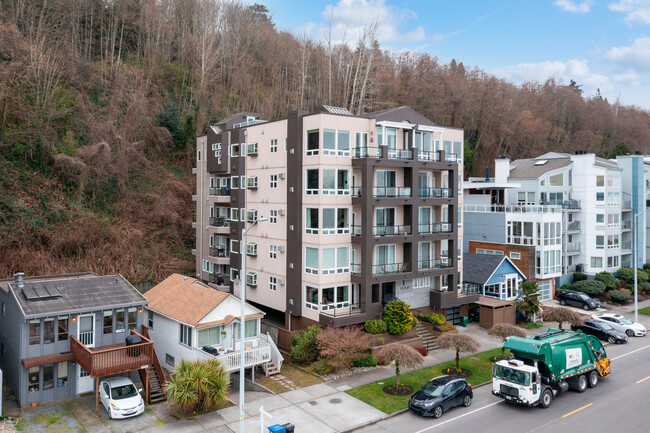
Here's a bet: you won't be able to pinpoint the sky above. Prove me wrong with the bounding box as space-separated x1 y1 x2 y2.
261 0 650 110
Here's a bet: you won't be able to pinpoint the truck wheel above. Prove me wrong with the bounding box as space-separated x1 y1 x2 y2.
433 405 443 418
540 389 553 409
576 374 587 392
587 370 598 388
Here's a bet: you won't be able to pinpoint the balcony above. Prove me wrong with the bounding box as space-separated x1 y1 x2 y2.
209 216 230 227
566 242 581 254
371 225 411 236
418 257 453 269
464 204 562 213
562 200 581 210
70 330 154 378
565 221 581 232
209 273 230 287
418 187 453 198
353 147 383 158
418 222 453 234
444 153 458 162
209 187 231 196
417 150 441 162
622 193 632 210
319 302 366 327
351 263 361 274
209 247 230 258
373 186 412 198
372 262 411 275
387 149 413 160
622 220 632 230
430 289 474 309
622 241 632 251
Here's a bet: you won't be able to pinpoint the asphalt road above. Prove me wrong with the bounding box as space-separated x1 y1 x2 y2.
353 334 650 433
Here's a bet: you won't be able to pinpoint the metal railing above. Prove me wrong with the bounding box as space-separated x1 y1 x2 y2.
351 225 362 236
353 147 383 158
565 221 581 231
372 225 411 236
209 274 230 286
373 186 412 198
464 204 562 213
387 149 413 160
418 187 453 198
444 153 458 162
622 220 632 229
206 344 272 372
209 187 231 196
417 150 441 162
566 242 581 252
418 222 453 234
561 200 581 210
318 301 364 318
351 263 361 274
259 332 283 376
209 247 229 258
209 217 230 227
418 257 453 269
372 262 411 275
622 241 632 250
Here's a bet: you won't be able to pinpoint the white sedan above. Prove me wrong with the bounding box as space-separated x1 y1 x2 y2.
100 377 145 419
590 313 647 337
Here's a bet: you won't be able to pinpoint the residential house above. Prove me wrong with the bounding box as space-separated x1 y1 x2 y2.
143 274 282 377
0 273 161 409
193 106 475 336
462 253 527 301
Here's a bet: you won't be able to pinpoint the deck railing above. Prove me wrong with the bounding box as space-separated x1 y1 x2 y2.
204 345 272 372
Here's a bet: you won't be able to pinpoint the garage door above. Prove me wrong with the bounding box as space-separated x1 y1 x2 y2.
446 306 461 325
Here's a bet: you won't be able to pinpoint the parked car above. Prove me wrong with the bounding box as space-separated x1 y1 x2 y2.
572 319 628 344
100 377 145 419
556 289 600 310
409 375 472 418
590 313 647 337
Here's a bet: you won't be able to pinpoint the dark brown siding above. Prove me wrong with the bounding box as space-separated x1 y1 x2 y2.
468 241 535 282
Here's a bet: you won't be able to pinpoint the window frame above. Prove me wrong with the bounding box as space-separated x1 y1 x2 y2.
179 324 192 347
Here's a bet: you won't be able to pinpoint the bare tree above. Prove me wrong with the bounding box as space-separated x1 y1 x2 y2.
487 324 526 358
541 307 584 330
436 334 480 373
376 344 424 387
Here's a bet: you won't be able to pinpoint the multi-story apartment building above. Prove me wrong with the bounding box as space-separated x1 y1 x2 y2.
465 152 649 299
193 106 476 331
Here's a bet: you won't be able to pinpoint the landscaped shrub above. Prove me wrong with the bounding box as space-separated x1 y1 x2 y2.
291 326 323 364
411 316 418 328
414 347 428 356
572 279 606 297
643 263 650 271
640 282 650 293
352 354 378 367
316 325 372 371
573 272 587 282
364 319 387 334
308 358 336 375
437 321 457 332
383 300 414 335
517 281 542 322
420 313 445 326
609 289 631 303
616 267 649 283
595 272 621 290
560 283 573 292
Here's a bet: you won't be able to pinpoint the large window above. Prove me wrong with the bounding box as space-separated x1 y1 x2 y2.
270 174 278 189
322 247 350 274
608 235 619 249
104 310 113 334
305 286 319 310
127 307 137 330
549 173 563 187
322 169 349 195
418 242 431 269
57 362 68 388
306 208 319 234
321 285 349 310
608 256 619 268
180 324 192 347
235 320 258 340
29 366 39 392
58 316 69 341
543 250 562 275
43 364 54 390
270 138 278 153
596 175 604 187
591 256 603 269
269 276 277 291
322 208 349 234
306 169 319 195
116 310 125 332
43 319 54 344
197 327 221 348
305 247 319 274
306 129 319 155
323 129 350 156
29 320 40 345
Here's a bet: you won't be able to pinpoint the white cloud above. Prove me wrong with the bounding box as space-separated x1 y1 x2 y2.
609 0 650 24
318 0 426 44
554 0 594 13
492 58 610 92
605 36 650 70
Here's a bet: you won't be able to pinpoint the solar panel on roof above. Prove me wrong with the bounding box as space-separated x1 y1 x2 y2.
45 286 62 298
22 287 39 301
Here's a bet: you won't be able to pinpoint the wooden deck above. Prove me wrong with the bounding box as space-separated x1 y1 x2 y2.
70 330 155 378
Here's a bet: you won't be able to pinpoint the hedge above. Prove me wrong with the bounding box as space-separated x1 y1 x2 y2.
595 272 621 290
616 267 649 283
364 319 388 334
291 326 322 364
572 279 606 297
573 272 587 282
609 289 631 303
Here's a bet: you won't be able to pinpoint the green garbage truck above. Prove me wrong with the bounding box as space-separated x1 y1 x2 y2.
491 329 611 408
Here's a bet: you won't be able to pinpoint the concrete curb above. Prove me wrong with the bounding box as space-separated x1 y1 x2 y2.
340 380 493 432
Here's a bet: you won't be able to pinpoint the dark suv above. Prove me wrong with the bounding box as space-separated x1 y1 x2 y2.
556 289 600 310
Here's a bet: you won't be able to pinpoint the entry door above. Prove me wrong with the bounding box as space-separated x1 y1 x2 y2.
77 365 93 395
78 314 95 348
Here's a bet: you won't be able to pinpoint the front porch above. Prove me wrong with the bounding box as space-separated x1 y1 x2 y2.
199 333 283 376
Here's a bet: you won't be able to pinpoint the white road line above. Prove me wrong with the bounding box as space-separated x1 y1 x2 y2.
611 343 650 361
413 401 503 433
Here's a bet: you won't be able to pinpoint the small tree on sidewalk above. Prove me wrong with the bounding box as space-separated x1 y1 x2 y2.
516 281 541 322
436 334 480 374
487 323 526 359
541 306 584 329
376 344 424 388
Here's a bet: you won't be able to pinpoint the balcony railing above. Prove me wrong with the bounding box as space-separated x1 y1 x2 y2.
351 263 361 274
353 147 383 158
351 187 363 197
209 273 230 286
418 187 452 198
418 257 453 269
319 301 364 318
561 200 581 210
622 192 632 209
565 221 581 231
209 216 230 227
209 187 231 196
202 343 271 372
622 241 632 250
417 150 441 162
622 220 632 229
70 330 154 378
464 204 562 213
351 225 362 236
372 225 411 236
566 242 581 252
444 153 458 162
418 222 453 234
387 149 413 160
209 247 229 258
372 262 411 275
373 186 412 198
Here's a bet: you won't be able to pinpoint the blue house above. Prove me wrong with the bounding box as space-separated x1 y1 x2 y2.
463 253 526 301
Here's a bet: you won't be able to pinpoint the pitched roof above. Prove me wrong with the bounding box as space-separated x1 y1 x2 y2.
144 274 230 326
4 274 147 318
508 157 572 179
360 106 437 127
462 254 510 285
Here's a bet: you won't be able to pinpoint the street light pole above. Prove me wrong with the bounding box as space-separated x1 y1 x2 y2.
633 210 646 323
239 216 268 433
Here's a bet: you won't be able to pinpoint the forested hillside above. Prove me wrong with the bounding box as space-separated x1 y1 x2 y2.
1 0 649 281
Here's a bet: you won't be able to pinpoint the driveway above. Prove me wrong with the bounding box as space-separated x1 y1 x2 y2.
542 299 607 315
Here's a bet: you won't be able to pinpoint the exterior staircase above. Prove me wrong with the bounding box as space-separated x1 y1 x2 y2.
265 361 280 376
415 321 438 352
139 325 167 404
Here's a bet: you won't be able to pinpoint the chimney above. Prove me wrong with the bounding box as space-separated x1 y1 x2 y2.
494 156 510 185
14 272 24 288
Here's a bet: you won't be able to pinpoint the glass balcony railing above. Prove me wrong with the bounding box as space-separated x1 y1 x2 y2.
418 222 453 234
209 217 230 227
373 186 412 198
418 187 453 198
372 262 411 275
372 225 411 236
209 187 231 196
353 147 383 158
418 257 452 269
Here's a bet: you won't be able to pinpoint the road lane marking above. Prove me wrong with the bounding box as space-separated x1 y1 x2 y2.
611 343 650 361
637 375 650 384
413 401 503 433
562 403 592 418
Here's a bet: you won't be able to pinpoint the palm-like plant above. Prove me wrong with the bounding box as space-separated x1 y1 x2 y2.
164 357 230 414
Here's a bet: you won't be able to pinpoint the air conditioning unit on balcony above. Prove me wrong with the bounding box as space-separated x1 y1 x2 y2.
279 173 286 179
278 246 285 253
246 242 258 256
247 209 258 222
247 176 258 189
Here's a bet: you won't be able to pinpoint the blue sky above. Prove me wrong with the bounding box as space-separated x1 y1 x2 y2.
261 0 650 109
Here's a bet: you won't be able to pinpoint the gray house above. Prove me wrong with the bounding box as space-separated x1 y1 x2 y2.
0 272 157 408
